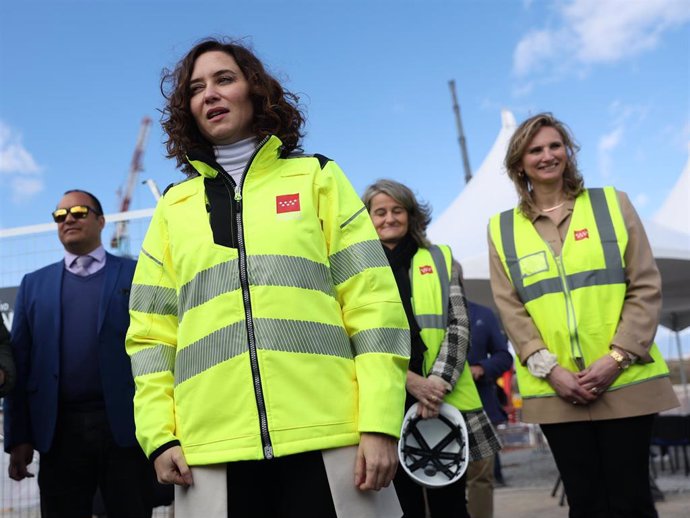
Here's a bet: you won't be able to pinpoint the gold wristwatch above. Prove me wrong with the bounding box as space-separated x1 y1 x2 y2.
608 349 630 370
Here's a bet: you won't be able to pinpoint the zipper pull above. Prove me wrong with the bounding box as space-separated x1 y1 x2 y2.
234 189 242 202
264 445 274 459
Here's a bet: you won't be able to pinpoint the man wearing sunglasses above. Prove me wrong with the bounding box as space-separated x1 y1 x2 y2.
3 190 154 518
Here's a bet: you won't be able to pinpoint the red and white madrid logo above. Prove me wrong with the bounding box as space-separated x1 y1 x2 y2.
276 193 301 214
574 228 589 241
419 265 434 275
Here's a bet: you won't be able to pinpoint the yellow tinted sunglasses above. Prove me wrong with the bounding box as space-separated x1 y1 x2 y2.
52 205 101 223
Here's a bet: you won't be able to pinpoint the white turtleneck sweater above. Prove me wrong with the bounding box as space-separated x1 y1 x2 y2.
214 136 259 185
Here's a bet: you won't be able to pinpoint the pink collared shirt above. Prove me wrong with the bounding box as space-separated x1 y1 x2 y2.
64 245 107 276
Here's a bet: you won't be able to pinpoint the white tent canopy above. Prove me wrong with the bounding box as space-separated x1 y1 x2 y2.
651 143 690 332
653 143 690 236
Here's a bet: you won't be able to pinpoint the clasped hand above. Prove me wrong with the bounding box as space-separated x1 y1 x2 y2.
547 354 621 406
406 372 449 419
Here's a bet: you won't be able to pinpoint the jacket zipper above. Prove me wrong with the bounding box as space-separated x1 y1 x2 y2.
234 136 274 459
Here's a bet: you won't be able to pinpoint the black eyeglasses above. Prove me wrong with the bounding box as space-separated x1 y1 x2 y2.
52 205 101 223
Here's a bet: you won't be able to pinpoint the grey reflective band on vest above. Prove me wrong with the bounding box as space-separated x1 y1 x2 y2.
500 188 625 304
131 344 176 378
329 240 390 286
414 314 446 329
588 188 625 274
415 245 451 330
130 284 177 316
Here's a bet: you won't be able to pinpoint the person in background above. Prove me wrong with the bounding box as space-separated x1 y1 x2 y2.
489 112 678 518
126 38 410 518
465 299 513 518
364 179 501 518
3 190 153 518
0 321 16 396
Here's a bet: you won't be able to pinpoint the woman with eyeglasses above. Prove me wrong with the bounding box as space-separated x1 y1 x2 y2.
488 113 678 518
363 179 500 518
125 38 410 518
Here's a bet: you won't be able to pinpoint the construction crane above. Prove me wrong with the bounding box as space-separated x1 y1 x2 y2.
448 80 472 185
111 116 152 255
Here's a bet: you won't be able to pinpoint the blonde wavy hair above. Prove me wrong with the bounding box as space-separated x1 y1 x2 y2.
505 113 584 217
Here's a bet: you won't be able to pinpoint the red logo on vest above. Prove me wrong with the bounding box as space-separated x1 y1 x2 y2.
276 193 301 214
574 228 589 241
419 265 434 275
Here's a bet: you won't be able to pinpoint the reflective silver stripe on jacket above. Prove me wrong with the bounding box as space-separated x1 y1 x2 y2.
134 245 387 321
414 245 450 330
351 327 410 356
500 188 626 304
178 260 241 319
131 344 176 377
175 321 249 385
135 255 338 322
249 255 335 297
329 240 389 286
130 285 177 316
161 319 408 386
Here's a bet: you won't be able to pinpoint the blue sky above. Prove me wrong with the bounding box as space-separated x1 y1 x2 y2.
1 0 688 230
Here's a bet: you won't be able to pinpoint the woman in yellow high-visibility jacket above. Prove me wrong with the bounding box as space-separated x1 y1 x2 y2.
126 38 410 518
364 179 500 518
489 113 678 518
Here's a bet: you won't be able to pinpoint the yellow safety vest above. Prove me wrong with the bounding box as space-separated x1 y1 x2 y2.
489 187 669 400
127 136 410 464
411 245 484 411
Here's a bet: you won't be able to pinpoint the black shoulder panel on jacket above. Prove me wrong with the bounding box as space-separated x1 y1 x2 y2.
204 176 237 248
313 154 332 170
163 173 200 197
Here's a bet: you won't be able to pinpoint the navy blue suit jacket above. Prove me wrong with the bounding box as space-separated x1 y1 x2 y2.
3 253 138 453
467 301 513 425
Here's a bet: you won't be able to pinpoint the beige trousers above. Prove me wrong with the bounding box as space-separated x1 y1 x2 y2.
466 455 495 518
174 446 402 518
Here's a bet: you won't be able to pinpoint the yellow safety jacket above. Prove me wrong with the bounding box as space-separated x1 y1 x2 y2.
489 187 669 400
411 245 484 412
127 136 410 465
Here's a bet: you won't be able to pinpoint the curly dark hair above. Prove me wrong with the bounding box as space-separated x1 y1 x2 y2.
161 38 306 175
504 112 584 217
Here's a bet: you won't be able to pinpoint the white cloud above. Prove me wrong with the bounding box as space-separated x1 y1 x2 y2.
633 193 649 208
598 126 623 178
0 121 44 203
513 30 564 77
11 176 44 203
513 0 690 77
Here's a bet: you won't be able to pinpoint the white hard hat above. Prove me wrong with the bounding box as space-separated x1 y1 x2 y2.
398 402 469 488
